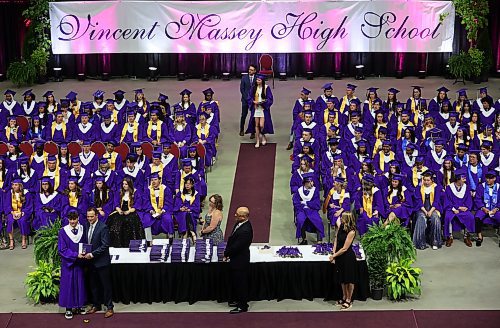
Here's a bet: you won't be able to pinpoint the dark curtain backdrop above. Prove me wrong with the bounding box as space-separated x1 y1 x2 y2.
1 0 499 79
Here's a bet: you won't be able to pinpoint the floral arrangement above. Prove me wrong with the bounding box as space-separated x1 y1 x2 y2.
276 246 303 258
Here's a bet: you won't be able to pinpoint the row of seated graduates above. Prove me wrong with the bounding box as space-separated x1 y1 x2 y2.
289 83 499 245
0 87 223 248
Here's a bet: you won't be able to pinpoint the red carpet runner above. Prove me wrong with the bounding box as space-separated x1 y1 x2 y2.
225 143 276 243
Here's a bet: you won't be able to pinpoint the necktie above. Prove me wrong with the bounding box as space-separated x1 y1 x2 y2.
72 228 78 235
250 76 253 84
88 224 94 242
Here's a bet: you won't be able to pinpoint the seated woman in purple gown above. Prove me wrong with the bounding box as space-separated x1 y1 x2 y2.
293 173 323 245
26 115 44 141
5 141 21 172
2 116 24 143
33 177 64 231
245 73 274 148
384 173 413 226
169 110 193 158
413 170 443 250
17 156 38 193
58 211 87 320
107 177 145 248
290 157 318 195
57 143 72 171
323 176 351 228
140 172 174 238
87 176 114 224
355 174 384 235
173 176 201 242
443 168 475 247
5 177 33 250
474 170 500 247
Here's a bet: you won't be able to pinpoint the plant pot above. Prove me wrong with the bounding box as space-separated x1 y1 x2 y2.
473 75 481 84
371 287 383 300
481 72 489 82
39 295 57 304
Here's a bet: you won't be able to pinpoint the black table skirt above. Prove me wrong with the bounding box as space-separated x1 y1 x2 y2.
111 261 370 305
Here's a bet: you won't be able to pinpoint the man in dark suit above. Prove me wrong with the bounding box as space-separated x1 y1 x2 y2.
239 64 256 138
83 207 114 318
224 206 253 314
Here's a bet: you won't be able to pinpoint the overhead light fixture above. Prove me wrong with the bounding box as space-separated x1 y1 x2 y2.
306 71 314 80
355 65 365 80
77 73 85 81
53 67 63 82
222 72 230 81
178 72 186 81
279 72 287 81
148 66 158 81
418 70 426 79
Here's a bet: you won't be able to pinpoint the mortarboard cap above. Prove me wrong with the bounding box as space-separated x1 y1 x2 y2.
373 99 383 106
367 87 379 93
150 172 160 180
354 126 363 133
456 143 468 151
179 89 192 96
130 142 142 149
478 87 488 94
357 139 368 148
415 156 425 163
202 88 214 95
47 155 57 162
434 138 446 146
302 172 314 183
101 111 112 119
12 176 23 184
152 151 162 159
481 140 493 148
134 89 144 94
485 170 497 178
455 167 468 178
181 158 192 166
71 156 81 164
328 138 340 145
158 93 168 101
406 143 418 150
93 90 105 98
388 88 399 94
4 89 16 96
378 126 388 134
99 158 109 165
382 139 392 146
350 111 360 118
301 87 311 95
436 86 449 93
60 99 69 107
456 88 467 97
68 176 79 183
113 90 126 96
22 89 33 97
95 176 106 182
66 91 78 101
322 83 333 90
391 173 404 181
334 177 346 184
255 73 267 80
41 176 52 183
42 91 54 98
346 84 357 91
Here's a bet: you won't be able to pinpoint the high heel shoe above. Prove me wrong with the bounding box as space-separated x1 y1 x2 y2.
9 239 15 250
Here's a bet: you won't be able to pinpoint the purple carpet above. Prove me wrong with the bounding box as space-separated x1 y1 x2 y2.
225 143 276 243
3 311 499 328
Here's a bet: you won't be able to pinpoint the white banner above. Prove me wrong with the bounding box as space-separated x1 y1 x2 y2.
49 1 455 54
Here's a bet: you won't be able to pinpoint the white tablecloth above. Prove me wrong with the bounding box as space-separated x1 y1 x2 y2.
110 241 365 264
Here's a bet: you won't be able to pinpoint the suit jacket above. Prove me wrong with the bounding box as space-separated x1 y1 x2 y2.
240 75 255 103
224 220 253 270
83 220 111 268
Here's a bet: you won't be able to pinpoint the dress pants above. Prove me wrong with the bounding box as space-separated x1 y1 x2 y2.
240 102 249 132
231 268 249 310
89 265 114 310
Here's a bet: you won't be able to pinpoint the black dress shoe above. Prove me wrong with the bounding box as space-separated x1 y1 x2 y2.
239 131 244 137
286 142 293 150
250 133 255 139
476 238 483 247
228 302 238 307
229 307 247 314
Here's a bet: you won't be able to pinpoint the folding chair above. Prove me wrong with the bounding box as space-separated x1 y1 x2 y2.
141 142 154 159
68 141 82 157
16 116 30 135
43 141 59 155
90 141 106 157
259 54 275 89
19 141 34 157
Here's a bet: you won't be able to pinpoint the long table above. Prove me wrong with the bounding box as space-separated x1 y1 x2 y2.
110 244 370 304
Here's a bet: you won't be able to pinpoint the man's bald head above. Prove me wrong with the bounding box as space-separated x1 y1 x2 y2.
235 207 250 222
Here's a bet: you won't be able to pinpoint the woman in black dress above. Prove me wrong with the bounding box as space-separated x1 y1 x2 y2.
329 211 357 310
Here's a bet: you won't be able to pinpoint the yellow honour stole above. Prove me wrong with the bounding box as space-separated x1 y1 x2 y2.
69 191 78 207
150 185 166 214
51 122 67 139
469 123 476 139
120 122 138 142
181 192 197 205
324 110 339 125
0 175 3 189
104 152 118 171
196 123 210 139
42 167 60 190
180 171 189 191
323 187 346 213
362 188 374 217
372 139 382 157
420 183 436 206
339 95 356 113
397 122 414 139
6 126 17 139
112 110 119 124
379 151 395 172
151 164 165 179
412 166 428 187
478 133 493 145
11 192 22 214
73 101 81 119
147 120 162 142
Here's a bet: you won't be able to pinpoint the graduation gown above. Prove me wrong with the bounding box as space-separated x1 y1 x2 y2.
479 152 498 172
21 101 38 117
78 151 98 174
293 137 320 157
43 122 71 144
1 126 23 143
87 189 114 223
145 120 169 144
245 86 274 135
169 124 193 158
33 192 64 230
74 122 96 144
61 191 89 226
385 187 413 226
193 123 217 167
17 169 38 193
58 225 87 308
443 183 475 237
0 100 22 119
290 98 312 133
425 149 447 172
355 187 384 235
174 169 207 197
119 122 144 144
173 191 200 233
102 151 123 172
324 188 351 226
118 166 146 194
466 163 485 192
139 184 174 235
414 183 442 213
98 121 119 144
289 169 319 195
5 190 33 235
92 169 118 191
474 182 500 225
30 154 47 176
292 186 324 239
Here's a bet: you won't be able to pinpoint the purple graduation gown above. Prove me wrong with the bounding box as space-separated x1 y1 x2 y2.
5 190 33 235
355 187 385 235
443 183 475 237
293 186 324 239
33 192 64 230
325 189 351 226
474 182 500 225
245 86 274 135
140 185 174 235
173 191 201 234
58 226 86 308
77 152 97 174
98 122 120 144
74 122 97 144
385 187 413 226
87 189 114 223
169 124 193 158
61 193 89 226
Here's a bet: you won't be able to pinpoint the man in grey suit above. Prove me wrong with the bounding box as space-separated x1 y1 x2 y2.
239 64 257 138
83 207 114 318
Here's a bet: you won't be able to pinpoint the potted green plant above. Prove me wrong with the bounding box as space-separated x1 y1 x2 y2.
31 46 50 83
6 60 37 87
382 220 416 263
447 51 473 81
25 260 61 304
33 219 62 267
386 258 422 301
467 48 485 84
